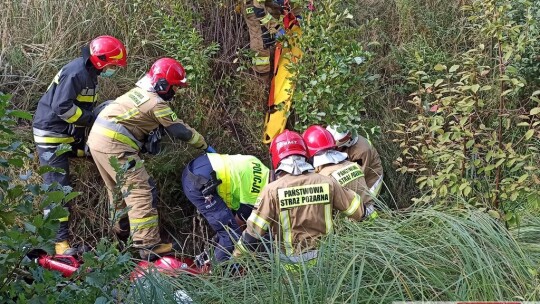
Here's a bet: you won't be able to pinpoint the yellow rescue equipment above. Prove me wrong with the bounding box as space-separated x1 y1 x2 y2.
262 18 303 144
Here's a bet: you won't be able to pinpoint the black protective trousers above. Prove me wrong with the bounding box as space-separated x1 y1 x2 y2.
36 145 71 242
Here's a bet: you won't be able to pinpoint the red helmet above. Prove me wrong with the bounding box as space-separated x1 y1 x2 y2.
270 130 308 169
147 58 188 94
88 35 127 69
302 125 336 158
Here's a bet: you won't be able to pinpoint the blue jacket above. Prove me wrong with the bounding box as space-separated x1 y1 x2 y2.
33 57 98 145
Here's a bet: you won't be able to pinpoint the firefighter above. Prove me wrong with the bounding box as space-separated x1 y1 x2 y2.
87 58 210 260
33 35 127 255
233 130 371 266
302 125 375 213
181 153 270 262
242 0 302 78
326 125 384 197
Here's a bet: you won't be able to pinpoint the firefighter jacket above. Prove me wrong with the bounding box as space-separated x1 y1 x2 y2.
317 160 372 207
33 57 98 147
87 87 206 154
207 153 270 211
238 172 365 255
346 136 384 195
247 0 283 34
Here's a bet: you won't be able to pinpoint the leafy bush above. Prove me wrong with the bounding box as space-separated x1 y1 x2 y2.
291 0 375 135
393 0 540 222
0 92 135 303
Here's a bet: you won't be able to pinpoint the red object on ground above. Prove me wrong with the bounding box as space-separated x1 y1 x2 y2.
37 255 80 277
130 256 210 281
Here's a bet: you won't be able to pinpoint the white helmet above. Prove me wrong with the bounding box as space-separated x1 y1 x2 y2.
326 125 358 148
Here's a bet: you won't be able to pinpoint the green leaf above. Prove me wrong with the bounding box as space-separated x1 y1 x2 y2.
487 210 500 219
94 297 108 304
480 85 492 91
7 110 32 120
23 222 36 233
530 107 540 115
434 64 447 71
463 186 472 197
0 211 17 225
517 173 529 183
470 84 480 93
54 144 72 156
449 65 460 73
64 191 80 203
43 191 65 205
524 129 534 140
7 158 24 168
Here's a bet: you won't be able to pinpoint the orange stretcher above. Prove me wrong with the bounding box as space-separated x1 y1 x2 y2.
262 14 303 144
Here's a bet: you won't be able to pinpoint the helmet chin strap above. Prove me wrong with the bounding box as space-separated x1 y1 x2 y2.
158 87 176 101
276 155 314 176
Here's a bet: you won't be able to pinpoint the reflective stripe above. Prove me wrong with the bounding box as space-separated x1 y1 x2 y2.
154 107 174 118
369 175 384 197
80 88 96 95
236 239 249 253
188 131 202 145
280 210 293 255
247 213 269 231
59 105 83 123
343 194 362 216
260 13 273 25
33 128 74 144
34 135 74 144
33 128 70 138
130 215 158 230
252 56 270 66
37 144 60 149
47 70 62 91
282 258 317 272
324 204 333 234
113 108 140 123
280 250 318 263
92 125 139 150
94 117 143 150
76 94 95 103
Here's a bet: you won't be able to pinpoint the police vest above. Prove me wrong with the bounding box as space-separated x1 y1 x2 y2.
207 154 269 210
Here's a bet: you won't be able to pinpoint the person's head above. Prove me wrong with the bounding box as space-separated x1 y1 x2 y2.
303 125 348 168
325 125 358 151
87 35 127 77
142 58 187 101
270 129 309 170
302 125 336 158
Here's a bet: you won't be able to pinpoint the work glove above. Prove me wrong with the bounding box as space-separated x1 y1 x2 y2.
205 146 216 153
275 28 286 38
